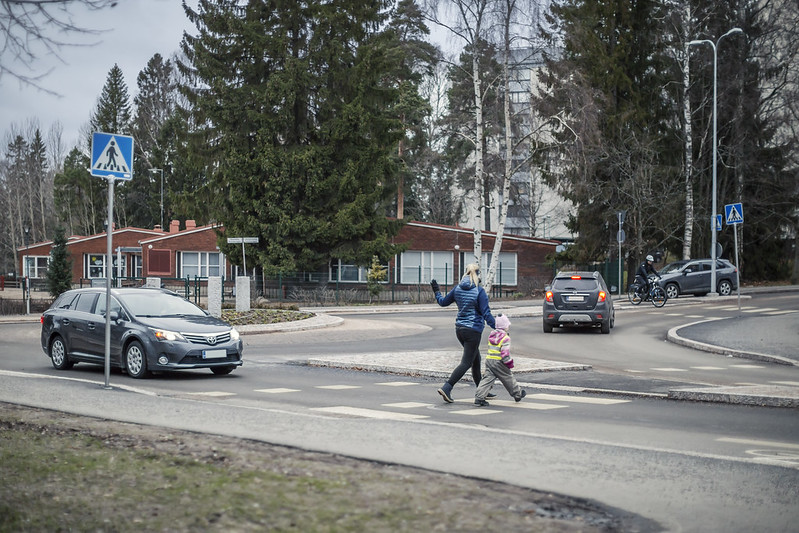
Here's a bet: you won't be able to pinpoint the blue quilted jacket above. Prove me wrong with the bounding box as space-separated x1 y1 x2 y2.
435 275 496 332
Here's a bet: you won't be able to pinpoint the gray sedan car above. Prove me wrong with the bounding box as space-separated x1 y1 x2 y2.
657 259 739 299
41 287 243 378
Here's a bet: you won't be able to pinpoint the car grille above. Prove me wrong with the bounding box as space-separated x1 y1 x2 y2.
181 331 232 346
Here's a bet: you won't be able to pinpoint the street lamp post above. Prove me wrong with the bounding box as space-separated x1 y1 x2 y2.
150 168 164 229
689 27 743 296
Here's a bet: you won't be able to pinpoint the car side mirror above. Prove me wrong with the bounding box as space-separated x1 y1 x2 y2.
109 311 120 322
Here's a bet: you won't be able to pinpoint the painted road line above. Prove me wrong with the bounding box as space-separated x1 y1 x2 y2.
375 381 419 387
482 400 568 410
316 385 361 390
771 381 799 387
765 309 799 315
187 391 236 397
742 307 778 313
310 406 429 420
717 437 799 451
651 367 689 372
691 366 726 370
453 409 504 416
526 393 629 405
730 364 766 369
254 388 301 394
382 402 430 409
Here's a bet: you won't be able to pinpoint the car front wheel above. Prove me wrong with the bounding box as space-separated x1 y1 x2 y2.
665 283 680 300
125 340 149 379
49 335 74 370
718 280 732 296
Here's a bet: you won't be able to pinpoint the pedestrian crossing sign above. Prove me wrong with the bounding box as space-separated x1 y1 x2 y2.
725 203 744 225
91 132 134 180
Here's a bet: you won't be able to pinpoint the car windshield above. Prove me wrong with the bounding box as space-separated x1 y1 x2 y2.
659 262 685 274
121 292 207 318
552 278 598 291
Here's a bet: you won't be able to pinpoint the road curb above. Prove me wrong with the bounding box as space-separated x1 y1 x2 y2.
667 319 798 367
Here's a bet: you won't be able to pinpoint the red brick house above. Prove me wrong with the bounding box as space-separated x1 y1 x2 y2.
18 219 557 293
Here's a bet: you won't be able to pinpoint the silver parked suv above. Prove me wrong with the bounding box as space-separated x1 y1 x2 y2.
656 259 739 299
542 271 615 334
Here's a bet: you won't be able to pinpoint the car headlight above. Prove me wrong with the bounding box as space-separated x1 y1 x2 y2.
151 328 186 342
230 328 240 341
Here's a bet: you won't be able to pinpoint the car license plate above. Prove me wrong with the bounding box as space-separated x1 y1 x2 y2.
567 295 584 302
203 349 227 359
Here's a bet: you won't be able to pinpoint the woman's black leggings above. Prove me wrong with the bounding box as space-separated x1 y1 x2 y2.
447 327 483 387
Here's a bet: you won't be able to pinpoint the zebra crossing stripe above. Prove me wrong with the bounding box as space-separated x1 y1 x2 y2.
527 393 629 405
310 406 428 420
254 388 301 394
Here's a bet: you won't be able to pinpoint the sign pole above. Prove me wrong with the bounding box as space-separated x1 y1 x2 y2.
104 177 114 389
733 224 741 314
90 131 134 391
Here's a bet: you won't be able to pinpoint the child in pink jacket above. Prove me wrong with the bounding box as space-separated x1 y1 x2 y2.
474 314 526 406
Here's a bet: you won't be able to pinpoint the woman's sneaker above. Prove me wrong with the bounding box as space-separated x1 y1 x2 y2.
474 398 490 407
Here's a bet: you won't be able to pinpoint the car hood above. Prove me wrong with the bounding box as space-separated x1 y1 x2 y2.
135 315 233 334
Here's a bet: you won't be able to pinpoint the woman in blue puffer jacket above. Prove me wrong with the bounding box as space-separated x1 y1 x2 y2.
431 262 497 403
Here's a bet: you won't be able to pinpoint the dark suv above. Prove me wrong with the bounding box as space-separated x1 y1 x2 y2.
543 271 615 334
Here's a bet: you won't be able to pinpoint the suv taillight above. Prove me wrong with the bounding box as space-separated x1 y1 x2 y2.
545 291 553 302
598 291 606 302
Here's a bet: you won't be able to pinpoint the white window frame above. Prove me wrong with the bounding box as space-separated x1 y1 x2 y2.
329 259 389 283
399 251 455 285
179 251 225 278
480 252 518 286
23 255 50 278
84 254 125 279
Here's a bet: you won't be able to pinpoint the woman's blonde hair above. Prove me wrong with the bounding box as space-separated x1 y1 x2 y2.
464 263 481 286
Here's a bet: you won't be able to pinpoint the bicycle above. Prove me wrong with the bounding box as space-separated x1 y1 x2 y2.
627 275 667 308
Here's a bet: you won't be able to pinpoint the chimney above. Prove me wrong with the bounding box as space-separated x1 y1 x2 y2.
185 220 196 231
170 220 180 233
154 224 163 232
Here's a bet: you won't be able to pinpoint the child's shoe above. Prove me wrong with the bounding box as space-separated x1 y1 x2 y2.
515 389 527 402
474 398 490 407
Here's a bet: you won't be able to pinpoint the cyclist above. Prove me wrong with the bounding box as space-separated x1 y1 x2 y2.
635 255 660 294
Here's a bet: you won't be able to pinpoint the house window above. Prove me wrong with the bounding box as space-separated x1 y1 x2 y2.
480 252 518 286
23 256 49 278
329 260 389 283
84 254 126 279
180 252 224 278
399 251 455 285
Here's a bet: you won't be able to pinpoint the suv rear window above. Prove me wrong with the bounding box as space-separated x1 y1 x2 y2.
552 278 598 291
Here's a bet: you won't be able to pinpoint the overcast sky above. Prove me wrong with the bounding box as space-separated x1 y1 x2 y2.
0 0 194 151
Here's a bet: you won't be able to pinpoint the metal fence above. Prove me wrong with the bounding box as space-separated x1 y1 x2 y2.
0 259 627 316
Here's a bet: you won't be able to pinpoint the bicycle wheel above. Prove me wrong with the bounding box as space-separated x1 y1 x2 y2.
651 286 667 308
628 285 643 305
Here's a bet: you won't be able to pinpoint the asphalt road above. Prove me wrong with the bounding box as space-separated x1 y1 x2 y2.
1 287 798 532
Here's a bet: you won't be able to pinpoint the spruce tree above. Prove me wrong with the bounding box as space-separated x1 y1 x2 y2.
46 227 73 297
179 0 405 273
